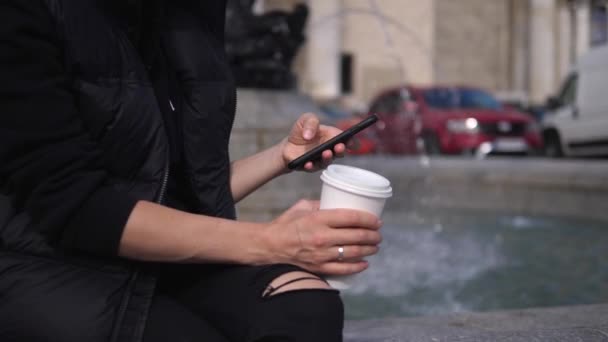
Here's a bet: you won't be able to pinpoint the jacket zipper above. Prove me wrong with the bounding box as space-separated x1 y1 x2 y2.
156 162 170 204
234 87 238 124
156 99 175 205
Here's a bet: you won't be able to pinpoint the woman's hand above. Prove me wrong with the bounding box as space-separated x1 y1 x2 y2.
263 200 383 275
281 113 346 172
230 113 346 202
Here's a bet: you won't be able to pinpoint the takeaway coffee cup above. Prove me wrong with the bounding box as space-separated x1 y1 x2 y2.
319 164 392 290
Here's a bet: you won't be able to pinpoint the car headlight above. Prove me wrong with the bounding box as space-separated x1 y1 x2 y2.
446 118 479 133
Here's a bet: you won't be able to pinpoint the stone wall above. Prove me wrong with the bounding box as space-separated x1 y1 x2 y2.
340 0 435 102
434 0 512 92
263 0 436 103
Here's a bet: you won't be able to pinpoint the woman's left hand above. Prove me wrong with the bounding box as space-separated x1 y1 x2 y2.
281 113 346 172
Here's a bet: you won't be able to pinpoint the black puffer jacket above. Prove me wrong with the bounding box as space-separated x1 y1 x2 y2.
0 1 236 341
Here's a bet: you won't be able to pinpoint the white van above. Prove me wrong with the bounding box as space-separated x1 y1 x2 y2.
542 45 608 157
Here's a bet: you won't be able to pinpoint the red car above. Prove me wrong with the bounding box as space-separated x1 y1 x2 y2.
365 86 543 156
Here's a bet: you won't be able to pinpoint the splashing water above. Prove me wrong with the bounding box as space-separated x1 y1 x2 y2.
342 212 608 320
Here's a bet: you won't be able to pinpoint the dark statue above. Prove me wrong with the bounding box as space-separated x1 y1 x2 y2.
225 0 309 89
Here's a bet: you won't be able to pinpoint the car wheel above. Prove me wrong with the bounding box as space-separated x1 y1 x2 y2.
543 130 564 158
423 133 442 155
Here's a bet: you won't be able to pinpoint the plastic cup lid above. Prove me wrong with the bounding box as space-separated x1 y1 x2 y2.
321 164 393 198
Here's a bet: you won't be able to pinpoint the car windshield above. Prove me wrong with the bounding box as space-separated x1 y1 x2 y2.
424 88 502 110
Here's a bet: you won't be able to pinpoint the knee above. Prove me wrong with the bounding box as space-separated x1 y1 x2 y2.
254 272 344 342
262 271 332 298
255 291 344 342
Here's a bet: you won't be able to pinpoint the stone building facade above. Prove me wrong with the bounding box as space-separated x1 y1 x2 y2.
257 0 608 106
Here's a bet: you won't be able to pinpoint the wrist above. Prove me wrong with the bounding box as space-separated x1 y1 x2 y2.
249 222 282 265
274 138 292 175
191 218 274 266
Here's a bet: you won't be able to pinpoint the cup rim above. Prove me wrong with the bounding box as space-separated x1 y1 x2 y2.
321 165 393 199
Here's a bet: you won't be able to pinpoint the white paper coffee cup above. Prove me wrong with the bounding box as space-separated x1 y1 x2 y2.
319 164 392 290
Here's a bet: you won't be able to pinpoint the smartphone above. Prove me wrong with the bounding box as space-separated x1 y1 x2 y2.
287 114 379 170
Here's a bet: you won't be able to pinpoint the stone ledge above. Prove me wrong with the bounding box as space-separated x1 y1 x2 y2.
237 156 608 223
344 304 608 342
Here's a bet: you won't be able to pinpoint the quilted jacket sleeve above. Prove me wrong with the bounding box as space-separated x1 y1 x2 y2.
0 0 138 256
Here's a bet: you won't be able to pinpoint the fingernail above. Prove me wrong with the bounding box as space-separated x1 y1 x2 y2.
303 129 313 140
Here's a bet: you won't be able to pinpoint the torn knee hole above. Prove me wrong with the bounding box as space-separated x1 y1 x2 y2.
262 271 331 298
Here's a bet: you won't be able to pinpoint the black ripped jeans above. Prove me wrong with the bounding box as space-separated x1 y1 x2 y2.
143 264 343 342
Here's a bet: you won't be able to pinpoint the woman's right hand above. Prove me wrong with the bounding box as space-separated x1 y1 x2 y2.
262 200 383 275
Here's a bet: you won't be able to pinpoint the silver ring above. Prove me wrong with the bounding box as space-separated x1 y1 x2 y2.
337 246 345 261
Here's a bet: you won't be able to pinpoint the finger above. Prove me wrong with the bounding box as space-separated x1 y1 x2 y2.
301 113 320 141
318 261 369 276
321 149 333 162
320 125 343 139
322 245 379 262
315 209 381 229
325 228 383 246
304 161 314 171
319 125 343 139
333 143 346 157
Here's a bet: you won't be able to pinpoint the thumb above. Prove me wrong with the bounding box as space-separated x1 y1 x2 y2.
290 199 320 212
299 113 320 141
274 200 320 224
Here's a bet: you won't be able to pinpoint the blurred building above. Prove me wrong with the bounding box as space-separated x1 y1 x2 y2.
256 0 608 106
